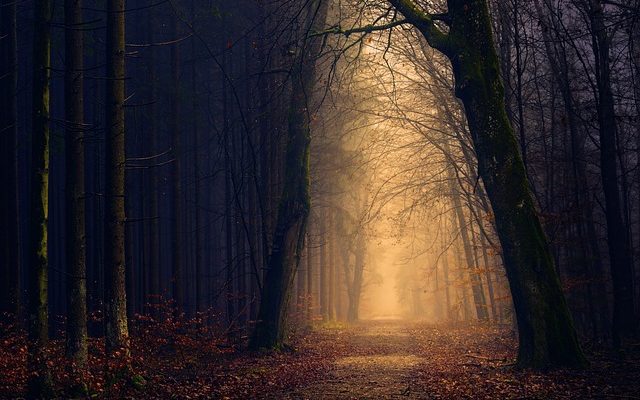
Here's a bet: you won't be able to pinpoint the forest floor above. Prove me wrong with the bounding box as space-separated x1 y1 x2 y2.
1 318 640 399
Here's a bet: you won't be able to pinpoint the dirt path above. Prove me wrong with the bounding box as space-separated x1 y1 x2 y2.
275 319 432 399
267 319 640 400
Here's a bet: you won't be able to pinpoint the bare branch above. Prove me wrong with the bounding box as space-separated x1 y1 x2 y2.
310 19 409 38
387 0 452 55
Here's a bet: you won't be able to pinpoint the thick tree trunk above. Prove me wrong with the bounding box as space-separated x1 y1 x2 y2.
389 0 586 368
0 0 20 321
104 0 129 358
28 0 54 395
250 0 328 349
64 0 88 388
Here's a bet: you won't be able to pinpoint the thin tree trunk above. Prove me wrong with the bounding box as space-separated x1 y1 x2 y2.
192 0 204 314
0 0 20 321
449 164 488 320
104 0 129 358
328 213 336 321
589 0 637 343
64 0 88 389
319 215 328 320
170 16 184 316
146 11 160 316
306 230 314 320
534 0 608 338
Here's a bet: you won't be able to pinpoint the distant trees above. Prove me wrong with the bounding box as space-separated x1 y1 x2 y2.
587 0 637 344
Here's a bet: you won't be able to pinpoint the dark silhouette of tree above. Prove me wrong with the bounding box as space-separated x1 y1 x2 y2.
104 0 129 360
0 0 20 321
250 0 330 349
27 0 54 396
388 0 586 368
64 0 88 392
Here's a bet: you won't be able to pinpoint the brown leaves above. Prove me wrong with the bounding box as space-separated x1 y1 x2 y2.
1 318 639 399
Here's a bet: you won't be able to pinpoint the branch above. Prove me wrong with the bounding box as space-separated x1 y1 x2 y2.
310 19 409 38
387 0 452 55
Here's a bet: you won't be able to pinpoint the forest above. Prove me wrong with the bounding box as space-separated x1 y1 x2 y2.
0 0 639 398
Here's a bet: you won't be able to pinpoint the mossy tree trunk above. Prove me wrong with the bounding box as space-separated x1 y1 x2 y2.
28 0 54 396
0 0 20 321
389 0 586 368
104 0 129 359
64 0 88 390
250 0 329 349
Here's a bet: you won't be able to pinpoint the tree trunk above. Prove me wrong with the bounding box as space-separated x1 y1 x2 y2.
328 213 336 321
347 234 365 322
306 230 314 320
389 0 586 368
589 0 637 344
64 0 88 388
0 0 20 321
104 0 129 358
534 0 609 339
170 16 184 316
146 10 160 316
192 0 204 314
319 215 329 320
250 0 329 349
449 163 488 320
28 0 54 395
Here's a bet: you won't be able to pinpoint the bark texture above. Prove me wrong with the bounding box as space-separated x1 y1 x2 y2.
28 0 54 395
104 0 129 357
64 0 88 375
250 0 329 349
389 0 586 368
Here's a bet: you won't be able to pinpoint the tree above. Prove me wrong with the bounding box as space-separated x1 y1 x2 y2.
0 0 20 321
104 0 129 360
170 14 185 316
250 0 330 349
588 0 637 344
387 0 586 368
28 0 54 396
64 0 88 391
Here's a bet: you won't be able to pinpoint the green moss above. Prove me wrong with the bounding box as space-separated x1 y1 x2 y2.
130 374 147 390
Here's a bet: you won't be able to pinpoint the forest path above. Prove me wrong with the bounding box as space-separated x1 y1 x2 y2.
275 319 432 399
